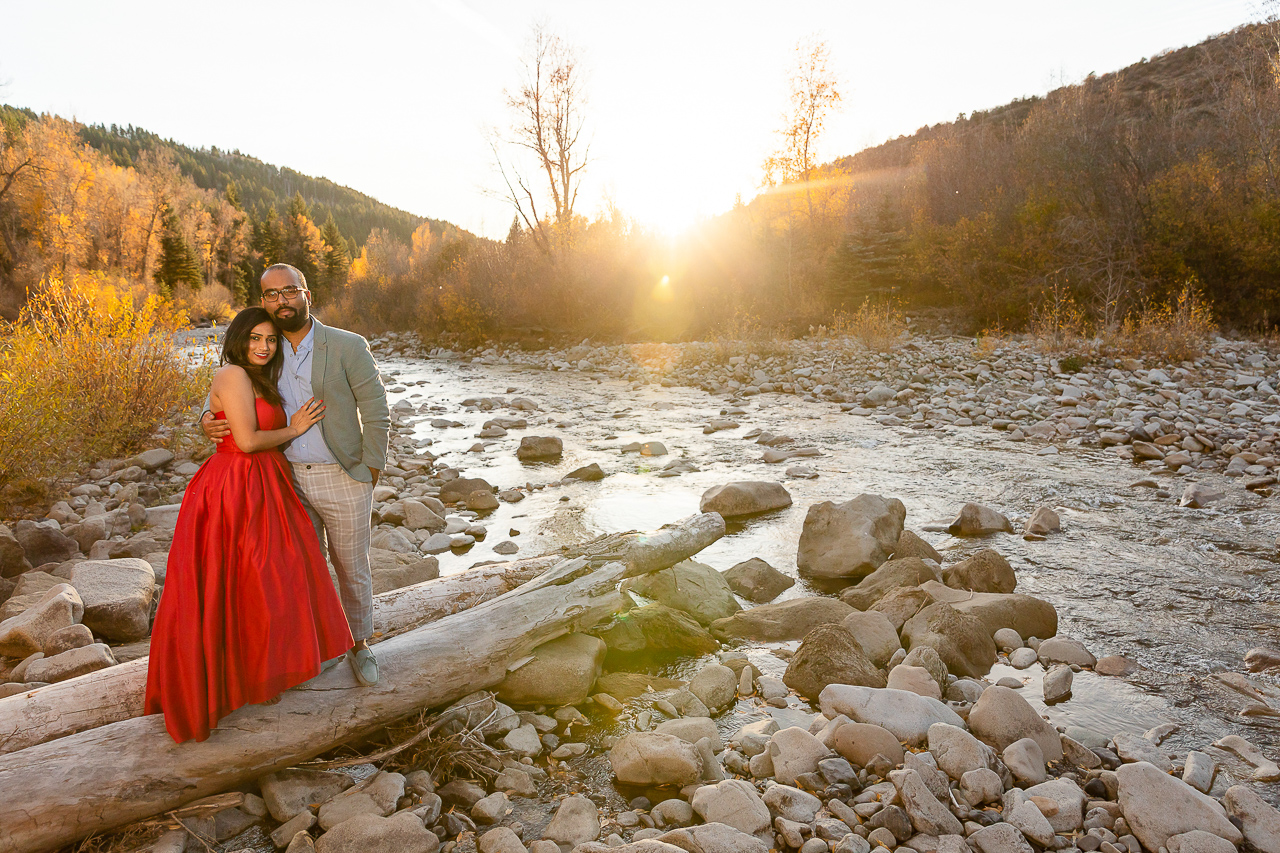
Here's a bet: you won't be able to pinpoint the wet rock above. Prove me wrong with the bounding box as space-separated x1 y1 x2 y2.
595 604 719 655
691 779 771 836
1116 761 1241 851
497 633 605 706
565 463 606 482
1023 506 1061 536
723 558 795 603
1037 636 1096 667
516 436 563 460
797 494 907 579
1042 664 1073 704
967 685 1063 760
900 603 997 678
1223 784 1280 853
840 610 903 666
624 560 741 626
784 624 886 700
687 663 738 711
769 726 831 786
942 549 1016 594
928 722 999 780
466 491 500 510
947 503 1012 536
921 583 1058 641
0 583 83 658
839 557 938 610
439 477 495 504
1096 655 1135 678
14 521 78 567
610 732 703 786
260 769 355 821
832 721 905 766
314 811 438 853
543 794 601 847
1212 734 1280 781
819 684 964 746
711 597 854 642
894 529 943 563
1182 750 1216 793
699 481 793 518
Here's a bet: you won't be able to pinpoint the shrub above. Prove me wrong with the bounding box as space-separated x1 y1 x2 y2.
825 299 907 352
1107 282 1215 363
0 276 207 512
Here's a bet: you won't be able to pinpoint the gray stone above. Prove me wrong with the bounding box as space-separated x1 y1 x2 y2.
14 521 78 567
691 779 771 836
316 771 405 830
565 463 606 482
651 798 695 828
839 557 938 610
271 811 317 848
503 724 542 757
967 685 1063 760
723 558 795 603
1023 777 1087 833
542 794 601 847
1037 636 1096 667
625 560 741 626
260 769 355 822
654 716 721 751
820 684 964 746
0 526 32 577
69 558 155 641
1112 732 1172 771
24 642 114 684
886 664 940 699
472 792 513 825
894 529 943 563
1024 506 1061 536
41 622 93 656
0 583 83 658
1167 831 1239 853
1224 784 1280 853
700 481 793 518
942 549 1016 594
610 732 703 786
1115 761 1241 851
313 811 438 853
496 633 605 706
130 448 174 471
901 602 997 678
711 597 854 642
840 610 903 667
947 503 1012 536
784 624 886 701
659 823 770 853
762 784 822 823
832 721 905 766
688 663 738 711
1043 664 1073 704
1003 737 1047 785
797 494 907 579
368 549 439 594
516 436 562 460
968 823 1034 853
960 768 1004 806
928 723 999 780
1002 790 1055 846
769 726 831 786
888 769 963 836
439 477 494 503
478 827 528 853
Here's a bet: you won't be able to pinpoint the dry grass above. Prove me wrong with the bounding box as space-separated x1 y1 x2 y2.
822 299 908 352
0 275 208 513
1029 280 1088 353
174 283 236 324
1106 282 1215 363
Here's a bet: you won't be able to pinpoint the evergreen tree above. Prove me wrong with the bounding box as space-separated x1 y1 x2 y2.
153 210 203 294
320 213 350 294
282 192 321 294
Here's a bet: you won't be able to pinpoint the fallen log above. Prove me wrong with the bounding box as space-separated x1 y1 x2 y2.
0 514 725 853
0 512 724 756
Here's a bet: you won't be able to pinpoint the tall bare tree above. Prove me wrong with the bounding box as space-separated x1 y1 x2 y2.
493 24 590 253
765 37 843 221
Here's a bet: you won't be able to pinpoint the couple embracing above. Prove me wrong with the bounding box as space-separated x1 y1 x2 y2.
145 264 390 743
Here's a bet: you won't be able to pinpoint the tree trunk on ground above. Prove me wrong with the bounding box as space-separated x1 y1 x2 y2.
0 514 725 853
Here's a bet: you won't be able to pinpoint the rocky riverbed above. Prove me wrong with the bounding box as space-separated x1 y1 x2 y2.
4 330 1280 853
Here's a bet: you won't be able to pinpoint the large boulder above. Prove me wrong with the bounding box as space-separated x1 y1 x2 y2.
0 583 84 658
819 684 964 746
69 559 155 642
840 557 939 610
840 610 903 667
0 571 65 621
260 769 355 821
894 530 942 563
711 597 853 642
439 477 495 504
947 503 1012 536
516 436 563 460
784 624 886 700
1117 762 1241 851
942 549 1016 594
900 603 997 678
700 482 793 518
687 663 738 712
691 779 770 837
610 733 703 786
797 494 906 579
368 549 439 595
624 560 742 626
14 520 78 567
723 558 794 603
594 603 719 655
921 582 1057 640
967 685 1063 760
870 587 934 630
1224 784 1280 853
496 633 605 706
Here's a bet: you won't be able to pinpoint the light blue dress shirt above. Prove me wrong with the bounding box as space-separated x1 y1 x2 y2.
279 323 339 465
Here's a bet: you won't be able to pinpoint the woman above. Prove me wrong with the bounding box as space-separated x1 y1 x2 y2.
145 307 354 743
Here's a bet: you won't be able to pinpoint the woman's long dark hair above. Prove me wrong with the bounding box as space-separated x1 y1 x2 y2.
221 307 283 406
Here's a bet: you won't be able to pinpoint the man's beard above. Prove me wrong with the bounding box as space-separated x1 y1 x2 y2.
273 303 309 332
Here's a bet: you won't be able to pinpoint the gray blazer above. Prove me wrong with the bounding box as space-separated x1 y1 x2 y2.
307 318 389 483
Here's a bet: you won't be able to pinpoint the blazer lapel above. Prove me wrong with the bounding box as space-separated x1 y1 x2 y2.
309 318 329 400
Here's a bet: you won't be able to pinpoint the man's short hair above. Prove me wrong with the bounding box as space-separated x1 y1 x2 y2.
262 263 308 291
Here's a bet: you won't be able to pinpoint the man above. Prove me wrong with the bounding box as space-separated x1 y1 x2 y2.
204 263 389 686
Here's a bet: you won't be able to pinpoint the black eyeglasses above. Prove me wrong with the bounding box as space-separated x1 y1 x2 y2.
262 285 305 303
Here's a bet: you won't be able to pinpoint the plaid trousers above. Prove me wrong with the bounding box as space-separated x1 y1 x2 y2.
290 462 374 641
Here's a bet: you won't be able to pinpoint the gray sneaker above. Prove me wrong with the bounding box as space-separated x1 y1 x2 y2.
349 648 379 686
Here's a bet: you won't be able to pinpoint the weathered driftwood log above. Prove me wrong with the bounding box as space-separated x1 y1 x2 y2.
0 513 724 757
0 514 725 853
0 554 559 756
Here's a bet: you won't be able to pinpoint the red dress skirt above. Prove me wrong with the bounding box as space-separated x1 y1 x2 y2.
145 398 353 742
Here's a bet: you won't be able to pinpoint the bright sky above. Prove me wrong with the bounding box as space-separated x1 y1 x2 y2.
0 0 1266 239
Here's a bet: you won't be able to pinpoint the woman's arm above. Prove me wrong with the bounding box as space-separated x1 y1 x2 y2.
209 366 325 452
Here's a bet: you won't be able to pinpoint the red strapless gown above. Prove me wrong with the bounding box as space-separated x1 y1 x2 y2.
145 398 353 743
